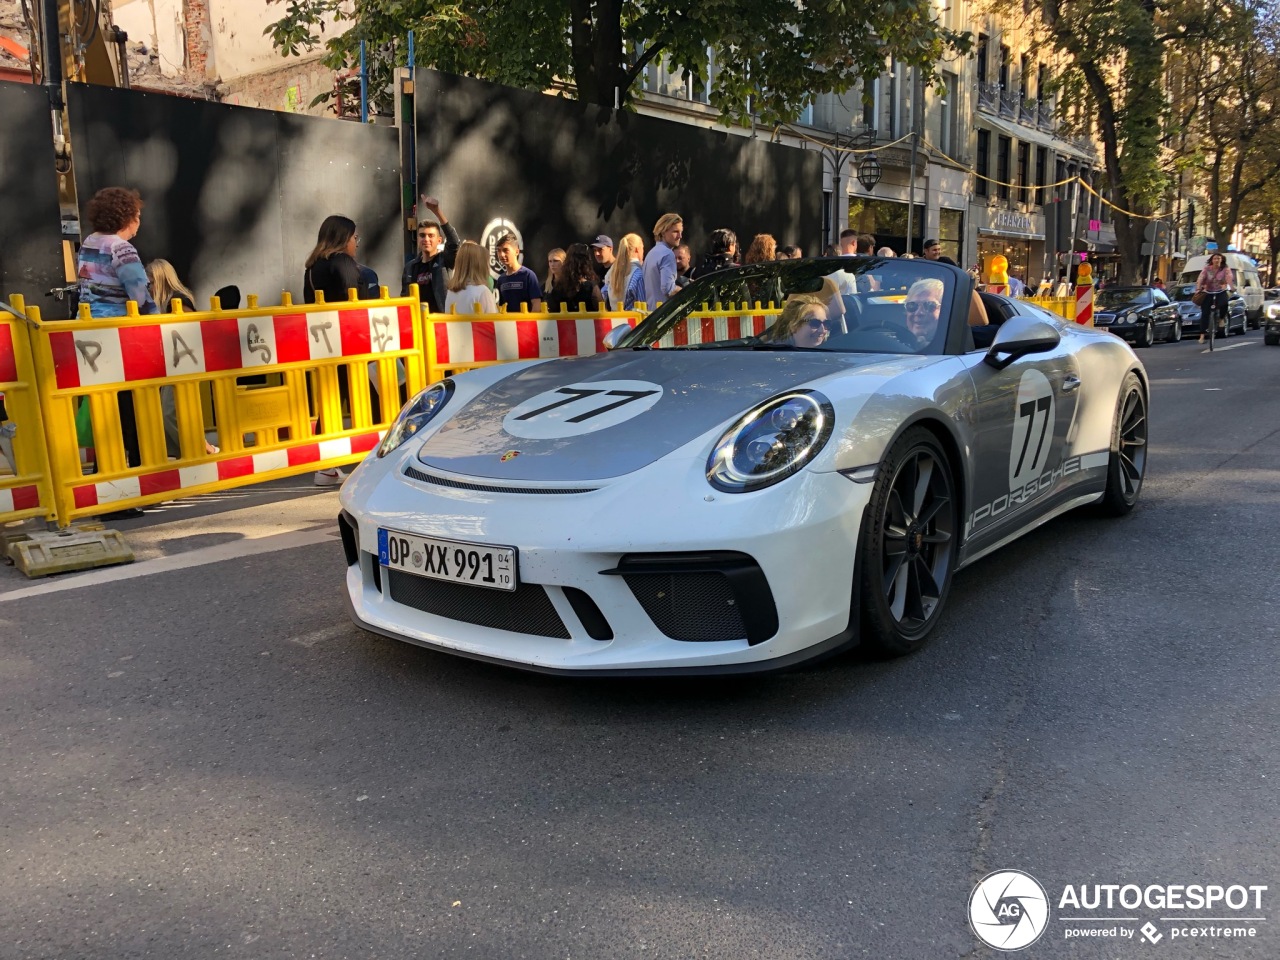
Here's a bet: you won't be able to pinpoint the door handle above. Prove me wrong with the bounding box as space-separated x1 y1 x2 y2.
1062 375 1082 393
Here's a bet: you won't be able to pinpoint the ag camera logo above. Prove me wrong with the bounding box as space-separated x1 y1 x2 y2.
969 870 1050 951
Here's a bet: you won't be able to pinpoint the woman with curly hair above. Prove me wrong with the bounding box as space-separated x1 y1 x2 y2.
743 232 783 307
77 187 158 317
545 243 603 311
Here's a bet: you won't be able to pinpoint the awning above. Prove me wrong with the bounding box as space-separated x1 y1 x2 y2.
975 113 1097 163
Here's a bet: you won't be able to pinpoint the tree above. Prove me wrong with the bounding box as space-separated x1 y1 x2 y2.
265 0 971 127
1026 0 1174 281
1169 0 1280 252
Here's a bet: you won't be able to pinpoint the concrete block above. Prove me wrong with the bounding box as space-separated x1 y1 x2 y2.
9 526 133 577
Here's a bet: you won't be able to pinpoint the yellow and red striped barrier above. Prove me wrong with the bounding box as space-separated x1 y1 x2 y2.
0 301 58 525
22 289 426 526
425 305 643 383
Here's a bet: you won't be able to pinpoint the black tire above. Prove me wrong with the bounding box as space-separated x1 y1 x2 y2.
859 426 959 656
1135 319 1155 348
1098 372 1147 516
1265 332 1280 346
1166 319 1182 343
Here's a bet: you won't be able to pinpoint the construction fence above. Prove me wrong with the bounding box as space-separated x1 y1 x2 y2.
1 288 1083 536
0 289 645 533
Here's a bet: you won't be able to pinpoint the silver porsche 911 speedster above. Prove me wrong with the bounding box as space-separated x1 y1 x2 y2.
339 257 1148 675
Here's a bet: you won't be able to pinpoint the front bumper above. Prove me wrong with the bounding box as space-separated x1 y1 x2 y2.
338 445 873 674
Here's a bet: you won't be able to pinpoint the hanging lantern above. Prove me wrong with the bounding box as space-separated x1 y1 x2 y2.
856 154 882 192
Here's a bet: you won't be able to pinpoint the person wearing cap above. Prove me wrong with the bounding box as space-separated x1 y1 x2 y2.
922 239 958 266
591 235 615 282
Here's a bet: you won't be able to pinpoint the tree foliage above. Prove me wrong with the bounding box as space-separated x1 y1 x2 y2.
265 0 971 126
1168 0 1280 250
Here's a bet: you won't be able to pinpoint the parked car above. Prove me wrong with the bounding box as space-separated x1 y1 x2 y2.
1169 284 1248 338
340 257 1149 674
1090 286 1182 346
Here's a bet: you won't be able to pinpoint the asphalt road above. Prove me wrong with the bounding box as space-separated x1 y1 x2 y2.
3 329 1278 959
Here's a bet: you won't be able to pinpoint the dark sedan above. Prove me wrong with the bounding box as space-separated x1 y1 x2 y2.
1169 284 1248 338
1090 286 1182 347
1264 291 1280 345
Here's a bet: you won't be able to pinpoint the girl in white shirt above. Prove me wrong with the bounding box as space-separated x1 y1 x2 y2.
444 240 498 314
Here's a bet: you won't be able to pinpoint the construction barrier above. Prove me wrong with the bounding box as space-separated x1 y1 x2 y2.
654 302 784 347
424 305 644 383
24 288 426 526
0 300 58 526
1022 297 1079 322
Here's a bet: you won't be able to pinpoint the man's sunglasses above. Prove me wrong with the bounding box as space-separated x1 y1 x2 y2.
904 300 941 315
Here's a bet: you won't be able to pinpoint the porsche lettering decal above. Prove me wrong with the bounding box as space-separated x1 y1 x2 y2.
966 450 1109 536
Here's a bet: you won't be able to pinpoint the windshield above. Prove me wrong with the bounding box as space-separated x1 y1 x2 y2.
1096 288 1151 308
619 258 960 355
1171 284 1199 302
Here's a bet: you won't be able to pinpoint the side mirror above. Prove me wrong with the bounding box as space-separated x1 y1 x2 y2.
984 315 1062 370
602 326 631 351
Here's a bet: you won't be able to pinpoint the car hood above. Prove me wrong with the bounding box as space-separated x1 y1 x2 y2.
415 349 929 481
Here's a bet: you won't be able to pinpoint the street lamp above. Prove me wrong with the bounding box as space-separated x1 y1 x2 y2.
856 154 882 192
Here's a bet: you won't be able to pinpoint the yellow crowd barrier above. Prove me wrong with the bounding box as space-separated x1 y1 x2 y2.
0 302 58 525
20 287 425 526
1021 296 1079 321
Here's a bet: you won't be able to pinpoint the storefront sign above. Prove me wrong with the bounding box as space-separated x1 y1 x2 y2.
979 207 1044 239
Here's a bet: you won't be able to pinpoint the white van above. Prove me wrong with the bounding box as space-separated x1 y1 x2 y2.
1178 253 1265 324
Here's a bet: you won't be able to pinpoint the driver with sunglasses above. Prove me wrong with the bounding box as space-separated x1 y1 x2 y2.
902 278 945 351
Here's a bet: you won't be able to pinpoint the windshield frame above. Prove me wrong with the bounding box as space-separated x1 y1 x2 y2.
617 257 971 356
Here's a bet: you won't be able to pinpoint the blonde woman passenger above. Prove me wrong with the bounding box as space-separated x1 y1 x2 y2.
605 233 645 310
444 240 498 314
760 294 832 349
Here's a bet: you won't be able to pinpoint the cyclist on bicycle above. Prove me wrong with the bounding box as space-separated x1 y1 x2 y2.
1195 252 1234 344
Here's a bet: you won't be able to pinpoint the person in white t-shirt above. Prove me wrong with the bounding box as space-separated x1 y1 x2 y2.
444 240 498 314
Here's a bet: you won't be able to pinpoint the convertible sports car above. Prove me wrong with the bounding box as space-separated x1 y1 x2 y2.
339 257 1148 675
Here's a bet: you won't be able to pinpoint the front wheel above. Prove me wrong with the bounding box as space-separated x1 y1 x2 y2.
1098 372 1148 516
1135 320 1155 348
859 427 959 656
1166 319 1182 343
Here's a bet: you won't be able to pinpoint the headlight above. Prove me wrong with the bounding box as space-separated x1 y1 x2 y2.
376 380 454 457
707 391 834 492
1267 303 1280 319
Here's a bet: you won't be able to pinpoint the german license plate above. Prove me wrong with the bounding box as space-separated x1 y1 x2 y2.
378 528 517 592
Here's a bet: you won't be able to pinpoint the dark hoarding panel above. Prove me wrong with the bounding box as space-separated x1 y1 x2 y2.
416 71 822 270
0 80 67 318
66 83 401 307
276 113 403 298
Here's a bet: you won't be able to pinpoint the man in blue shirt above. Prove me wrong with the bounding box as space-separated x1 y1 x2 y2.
642 213 683 307
494 234 544 312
